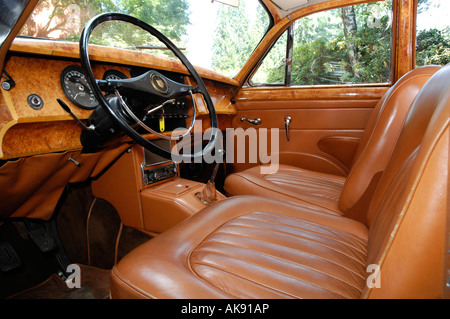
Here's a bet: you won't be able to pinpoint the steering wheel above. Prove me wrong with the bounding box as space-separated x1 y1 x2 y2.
79 13 220 161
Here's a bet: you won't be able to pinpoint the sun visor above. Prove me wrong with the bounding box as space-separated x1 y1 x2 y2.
271 0 333 18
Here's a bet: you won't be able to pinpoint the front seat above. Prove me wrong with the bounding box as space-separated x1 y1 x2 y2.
110 65 449 299
224 66 441 219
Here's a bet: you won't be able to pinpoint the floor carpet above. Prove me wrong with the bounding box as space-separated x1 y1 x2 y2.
8 264 110 299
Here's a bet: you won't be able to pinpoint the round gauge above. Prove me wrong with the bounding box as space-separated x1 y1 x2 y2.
60 65 99 110
103 69 128 80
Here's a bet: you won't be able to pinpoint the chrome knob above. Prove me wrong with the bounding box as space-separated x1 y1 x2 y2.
240 117 261 125
285 116 292 141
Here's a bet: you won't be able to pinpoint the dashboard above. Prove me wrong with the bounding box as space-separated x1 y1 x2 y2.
0 38 237 160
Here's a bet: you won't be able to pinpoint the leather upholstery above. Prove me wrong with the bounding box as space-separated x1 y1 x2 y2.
223 164 345 215
111 197 368 299
224 66 441 218
0 145 129 220
110 65 449 299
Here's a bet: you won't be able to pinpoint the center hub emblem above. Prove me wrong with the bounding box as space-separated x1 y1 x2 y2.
151 74 169 94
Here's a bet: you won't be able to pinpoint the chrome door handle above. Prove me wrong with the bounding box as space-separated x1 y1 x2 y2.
284 116 292 141
240 117 261 125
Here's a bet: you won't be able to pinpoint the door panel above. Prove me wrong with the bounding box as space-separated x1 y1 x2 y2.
228 86 388 176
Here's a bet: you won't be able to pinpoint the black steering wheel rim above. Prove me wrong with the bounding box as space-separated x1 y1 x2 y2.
79 12 220 161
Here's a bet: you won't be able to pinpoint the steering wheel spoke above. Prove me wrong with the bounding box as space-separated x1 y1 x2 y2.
98 70 194 99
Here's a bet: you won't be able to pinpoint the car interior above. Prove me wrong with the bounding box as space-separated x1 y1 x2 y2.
0 0 449 299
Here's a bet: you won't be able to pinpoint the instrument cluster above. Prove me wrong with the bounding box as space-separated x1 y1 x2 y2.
60 65 127 110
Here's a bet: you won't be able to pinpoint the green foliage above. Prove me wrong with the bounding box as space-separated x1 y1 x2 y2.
291 39 347 85
417 0 433 14
258 1 393 86
82 0 190 55
212 0 270 78
117 0 190 42
21 0 190 57
212 3 250 77
416 28 450 66
351 2 391 83
415 0 450 66
253 31 286 84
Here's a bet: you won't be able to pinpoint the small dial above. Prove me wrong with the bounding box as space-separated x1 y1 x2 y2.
61 65 99 110
103 69 128 80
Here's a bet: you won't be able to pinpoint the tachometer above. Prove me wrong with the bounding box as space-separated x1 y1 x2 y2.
103 69 128 80
61 65 99 110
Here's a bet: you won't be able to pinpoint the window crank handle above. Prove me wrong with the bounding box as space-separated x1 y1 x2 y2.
285 116 292 141
241 117 261 125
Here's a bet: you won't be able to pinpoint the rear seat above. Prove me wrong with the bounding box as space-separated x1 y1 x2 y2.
110 65 449 299
224 66 441 221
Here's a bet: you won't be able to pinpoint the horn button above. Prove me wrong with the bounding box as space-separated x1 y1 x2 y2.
151 73 169 94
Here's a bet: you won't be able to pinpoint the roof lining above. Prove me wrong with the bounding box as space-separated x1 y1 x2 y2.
271 0 335 17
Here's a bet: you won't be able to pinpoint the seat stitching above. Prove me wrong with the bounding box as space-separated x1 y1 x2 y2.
265 174 344 190
111 266 157 299
192 249 355 298
232 175 342 214
192 246 361 298
237 212 368 248
213 224 367 266
192 261 301 299
266 177 342 201
244 211 368 241
201 235 366 280
197 243 365 293
277 169 346 184
213 225 366 267
226 219 367 258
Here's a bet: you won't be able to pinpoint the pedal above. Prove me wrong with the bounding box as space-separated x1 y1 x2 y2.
28 227 56 253
0 241 22 272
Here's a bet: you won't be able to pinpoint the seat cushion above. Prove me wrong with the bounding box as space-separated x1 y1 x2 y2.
110 196 368 299
224 164 345 215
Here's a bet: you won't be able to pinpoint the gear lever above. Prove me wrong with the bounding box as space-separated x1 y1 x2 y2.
195 149 225 205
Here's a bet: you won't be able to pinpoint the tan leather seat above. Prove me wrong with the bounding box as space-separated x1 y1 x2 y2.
110 65 449 299
224 66 441 219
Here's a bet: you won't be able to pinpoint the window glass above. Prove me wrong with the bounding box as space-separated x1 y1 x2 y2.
251 30 287 85
19 0 271 78
415 0 450 67
251 0 392 86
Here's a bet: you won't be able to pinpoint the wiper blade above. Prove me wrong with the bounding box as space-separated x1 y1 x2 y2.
125 45 185 51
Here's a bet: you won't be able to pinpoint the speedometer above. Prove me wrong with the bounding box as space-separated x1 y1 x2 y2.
61 65 99 110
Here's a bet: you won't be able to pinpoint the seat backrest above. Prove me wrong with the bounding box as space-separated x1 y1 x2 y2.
338 66 441 217
362 64 449 298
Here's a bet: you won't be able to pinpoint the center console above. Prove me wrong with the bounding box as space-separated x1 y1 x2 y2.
140 139 178 186
91 142 225 235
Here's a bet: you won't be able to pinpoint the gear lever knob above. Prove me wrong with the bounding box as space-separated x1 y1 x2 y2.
195 149 225 205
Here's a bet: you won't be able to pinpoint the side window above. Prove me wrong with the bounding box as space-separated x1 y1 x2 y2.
251 30 288 85
416 0 450 67
251 1 392 86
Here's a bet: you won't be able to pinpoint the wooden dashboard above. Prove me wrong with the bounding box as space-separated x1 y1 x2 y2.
0 38 237 160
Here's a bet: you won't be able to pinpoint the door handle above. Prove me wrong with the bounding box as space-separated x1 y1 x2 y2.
240 117 261 125
284 116 292 141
